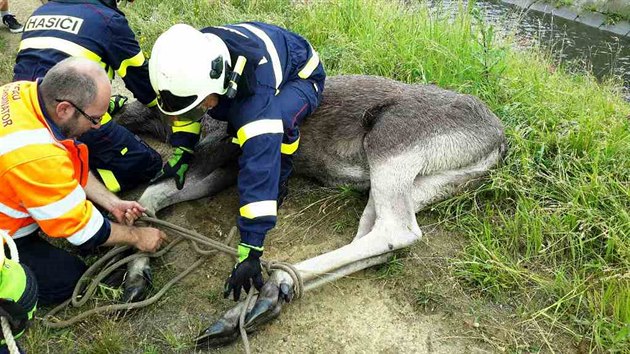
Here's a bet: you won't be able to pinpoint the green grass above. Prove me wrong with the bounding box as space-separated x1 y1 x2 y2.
5 0 628 351
551 0 574 7
375 254 405 279
0 36 15 82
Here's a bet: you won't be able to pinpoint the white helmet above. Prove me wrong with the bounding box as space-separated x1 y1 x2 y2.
149 23 231 117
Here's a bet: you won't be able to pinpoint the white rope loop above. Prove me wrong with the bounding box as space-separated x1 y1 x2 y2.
1 316 20 354
1 230 19 265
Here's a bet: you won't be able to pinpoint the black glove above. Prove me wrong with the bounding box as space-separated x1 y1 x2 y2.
0 298 28 336
108 94 128 116
223 243 264 301
150 147 193 190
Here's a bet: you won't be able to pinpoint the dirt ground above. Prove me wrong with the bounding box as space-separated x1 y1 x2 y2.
2 1 576 353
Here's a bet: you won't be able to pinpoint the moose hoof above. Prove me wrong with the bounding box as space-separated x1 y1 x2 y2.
244 281 292 330
195 319 240 348
122 266 152 302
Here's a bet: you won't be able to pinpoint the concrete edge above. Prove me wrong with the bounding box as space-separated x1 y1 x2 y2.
501 0 630 37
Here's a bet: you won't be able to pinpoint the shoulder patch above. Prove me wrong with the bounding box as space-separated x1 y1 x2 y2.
24 15 84 34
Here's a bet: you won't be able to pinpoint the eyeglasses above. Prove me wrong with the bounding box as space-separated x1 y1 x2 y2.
55 99 103 125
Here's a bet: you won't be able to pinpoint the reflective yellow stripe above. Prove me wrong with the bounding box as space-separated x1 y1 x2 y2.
19 37 115 78
105 66 114 80
231 137 239 145
97 169 121 193
117 51 145 78
235 119 283 147
19 37 103 62
239 200 277 219
298 46 320 79
100 112 112 125
146 98 158 108
281 136 300 155
172 121 201 134
120 147 128 155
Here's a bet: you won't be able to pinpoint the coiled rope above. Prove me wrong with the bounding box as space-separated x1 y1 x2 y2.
41 215 304 353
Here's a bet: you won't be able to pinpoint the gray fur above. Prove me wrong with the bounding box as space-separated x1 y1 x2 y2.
296 75 506 194
114 102 170 142
118 75 506 215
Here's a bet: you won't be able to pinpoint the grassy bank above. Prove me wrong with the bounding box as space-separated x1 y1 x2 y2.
123 0 629 351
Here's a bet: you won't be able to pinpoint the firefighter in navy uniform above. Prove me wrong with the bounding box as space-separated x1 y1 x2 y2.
13 0 161 193
149 23 325 300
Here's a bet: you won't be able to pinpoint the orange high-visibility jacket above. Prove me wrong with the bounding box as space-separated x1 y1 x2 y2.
0 81 109 246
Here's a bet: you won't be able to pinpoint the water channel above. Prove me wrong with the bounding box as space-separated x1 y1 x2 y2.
435 1 630 89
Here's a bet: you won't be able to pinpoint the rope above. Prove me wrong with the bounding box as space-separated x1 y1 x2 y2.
42 231 224 328
40 216 304 353
1 230 19 264
1 231 20 354
140 217 303 354
240 288 256 354
142 216 304 298
1 317 20 354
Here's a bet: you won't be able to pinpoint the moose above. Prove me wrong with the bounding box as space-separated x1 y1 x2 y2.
115 75 507 347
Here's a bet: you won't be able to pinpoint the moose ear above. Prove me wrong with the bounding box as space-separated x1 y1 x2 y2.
209 56 223 79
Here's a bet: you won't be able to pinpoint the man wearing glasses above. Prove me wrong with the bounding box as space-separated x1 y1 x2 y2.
13 0 162 194
0 57 167 308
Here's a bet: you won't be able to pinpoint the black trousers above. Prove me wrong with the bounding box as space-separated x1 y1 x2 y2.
13 234 87 306
0 345 24 354
79 119 162 192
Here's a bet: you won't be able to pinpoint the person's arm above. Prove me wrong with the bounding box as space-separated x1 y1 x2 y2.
106 13 157 107
224 90 283 301
85 171 143 224
104 222 167 252
85 171 119 212
84 172 167 251
149 121 201 190
232 93 283 249
7 156 165 252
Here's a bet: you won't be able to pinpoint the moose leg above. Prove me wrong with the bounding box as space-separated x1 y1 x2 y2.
138 166 238 215
127 166 238 302
354 191 376 240
412 145 505 212
196 157 423 347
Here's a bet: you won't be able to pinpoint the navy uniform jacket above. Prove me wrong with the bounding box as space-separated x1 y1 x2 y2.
198 22 325 248
13 0 157 107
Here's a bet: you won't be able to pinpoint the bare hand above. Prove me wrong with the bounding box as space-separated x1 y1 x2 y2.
110 200 146 225
132 227 168 253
